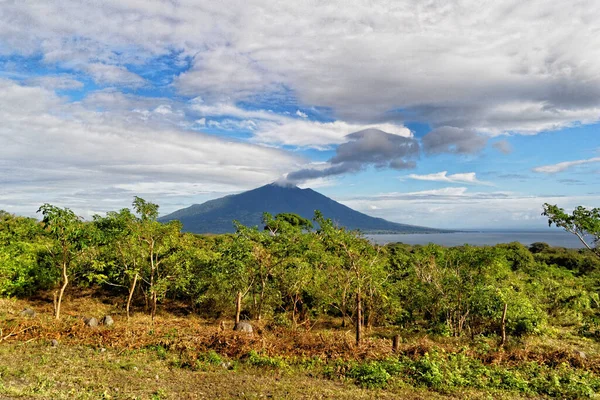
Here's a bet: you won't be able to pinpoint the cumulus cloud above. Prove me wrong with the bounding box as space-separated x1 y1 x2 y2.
287 128 419 182
2 0 600 224
422 127 488 155
189 100 412 148
533 157 600 173
24 75 84 90
0 79 302 217
2 1 600 134
84 63 145 87
406 171 491 185
174 47 280 100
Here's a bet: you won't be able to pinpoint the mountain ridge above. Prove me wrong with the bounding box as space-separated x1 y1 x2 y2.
159 183 448 234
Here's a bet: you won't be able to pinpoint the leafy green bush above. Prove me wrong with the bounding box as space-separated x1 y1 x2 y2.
322 350 600 398
198 350 223 365
246 350 288 368
347 362 391 388
408 351 445 389
506 294 546 336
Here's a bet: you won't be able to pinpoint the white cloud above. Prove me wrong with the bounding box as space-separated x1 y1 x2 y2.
84 63 145 87
340 188 600 229
190 100 412 148
24 75 84 90
174 47 281 100
533 157 600 173
2 1 600 133
406 171 491 186
254 120 412 148
0 79 302 217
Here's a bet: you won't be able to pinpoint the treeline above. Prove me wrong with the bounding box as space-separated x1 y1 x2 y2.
1 199 600 343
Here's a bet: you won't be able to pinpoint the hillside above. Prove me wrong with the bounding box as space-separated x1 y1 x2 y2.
159 183 445 234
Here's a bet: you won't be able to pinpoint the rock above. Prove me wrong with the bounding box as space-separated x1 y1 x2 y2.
85 317 98 328
20 308 36 318
100 315 114 326
574 350 587 360
233 321 253 333
50 339 59 347
220 361 233 370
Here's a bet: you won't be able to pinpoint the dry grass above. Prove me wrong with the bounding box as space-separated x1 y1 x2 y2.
0 295 598 399
1 340 514 400
2 294 600 367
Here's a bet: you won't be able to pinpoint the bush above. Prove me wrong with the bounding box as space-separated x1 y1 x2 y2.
246 350 288 369
347 362 391 388
198 350 223 365
322 349 600 398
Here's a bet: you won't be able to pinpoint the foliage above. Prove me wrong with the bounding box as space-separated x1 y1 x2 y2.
0 211 53 296
543 203 600 258
37 204 92 318
246 350 288 369
327 351 600 398
3 201 600 350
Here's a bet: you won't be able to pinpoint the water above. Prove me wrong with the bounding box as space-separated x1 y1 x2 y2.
367 230 587 248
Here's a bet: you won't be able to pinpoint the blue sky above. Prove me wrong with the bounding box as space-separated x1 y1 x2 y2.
0 1 599 229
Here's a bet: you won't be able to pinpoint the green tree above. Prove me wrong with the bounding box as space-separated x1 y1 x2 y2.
262 212 321 326
314 211 386 345
93 208 144 319
0 211 51 296
131 197 181 321
543 204 600 258
214 229 257 324
404 244 544 337
37 204 90 319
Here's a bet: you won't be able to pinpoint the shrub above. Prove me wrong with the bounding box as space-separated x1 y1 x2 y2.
246 350 288 368
347 362 391 388
198 350 223 365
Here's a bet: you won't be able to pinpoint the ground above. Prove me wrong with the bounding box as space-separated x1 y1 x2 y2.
0 295 598 399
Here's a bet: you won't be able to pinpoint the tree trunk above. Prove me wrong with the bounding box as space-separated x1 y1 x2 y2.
392 335 400 352
235 291 242 325
126 273 138 320
151 291 157 322
356 289 362 346
500 303 508 347
340 286 348 328
257 279 266 321
148 241 155 316
292 294 300 328
55 261 69 320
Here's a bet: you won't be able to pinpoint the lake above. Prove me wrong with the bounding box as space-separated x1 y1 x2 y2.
367 230 587 248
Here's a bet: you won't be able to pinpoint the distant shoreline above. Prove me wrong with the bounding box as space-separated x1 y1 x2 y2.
367 230 586 248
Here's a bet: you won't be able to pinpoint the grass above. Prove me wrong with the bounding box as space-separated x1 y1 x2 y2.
1 295 599 399
0 341 484 399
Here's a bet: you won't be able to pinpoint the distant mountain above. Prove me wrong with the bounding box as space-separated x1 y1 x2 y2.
159 183 447 234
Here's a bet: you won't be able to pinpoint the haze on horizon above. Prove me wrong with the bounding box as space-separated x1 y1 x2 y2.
1 1 599 230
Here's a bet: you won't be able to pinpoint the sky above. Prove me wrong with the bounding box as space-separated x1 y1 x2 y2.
0 0 599 230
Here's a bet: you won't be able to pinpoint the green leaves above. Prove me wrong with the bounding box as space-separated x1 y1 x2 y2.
0 211 53 296
543 203 600 257
132 196 159 221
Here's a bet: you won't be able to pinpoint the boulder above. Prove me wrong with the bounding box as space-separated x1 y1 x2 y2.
233 321 253 333
100 315 114 326
20 308 36 318
50 339 59 347
85 317 98 328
